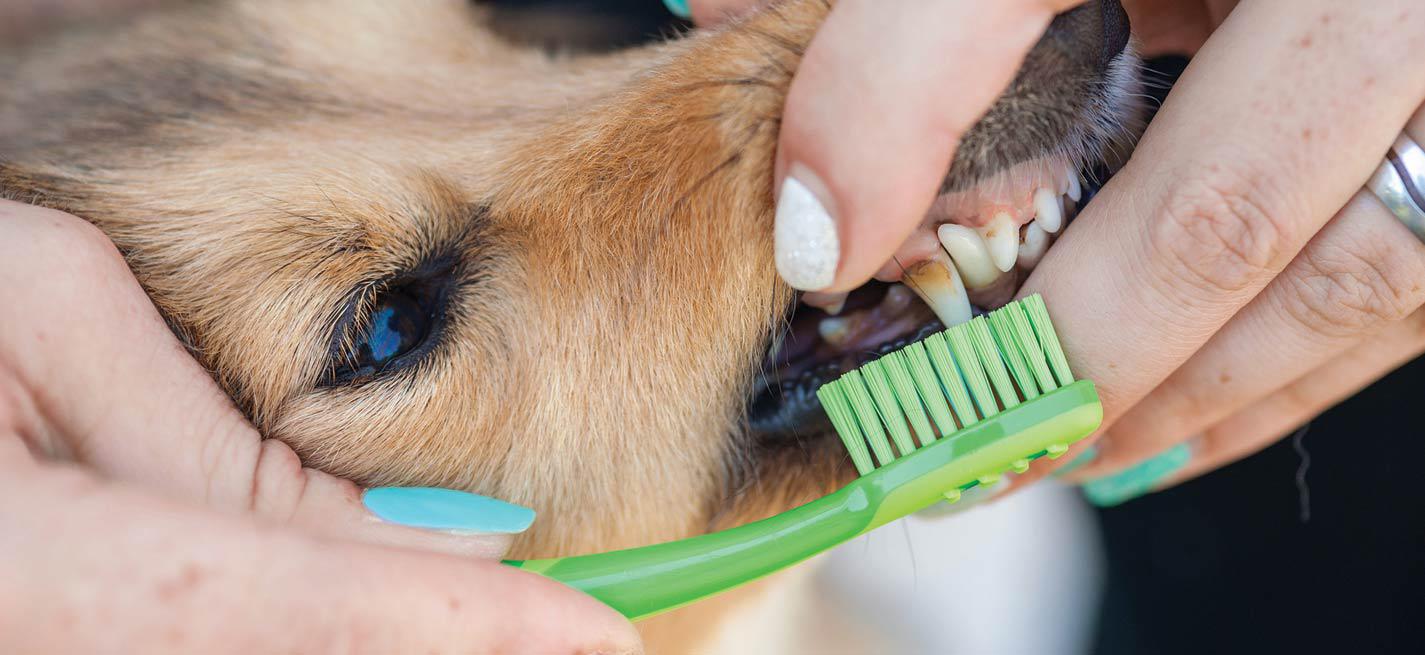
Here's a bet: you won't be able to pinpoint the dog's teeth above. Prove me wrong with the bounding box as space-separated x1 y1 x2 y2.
1033 187 1062 233
937 223 1001 289
903 252 973 328
980 212 1019 273
803 290 849 315
1066 171 1082 203
818 316 852 347
1018 221 1050 269
881 284 914 313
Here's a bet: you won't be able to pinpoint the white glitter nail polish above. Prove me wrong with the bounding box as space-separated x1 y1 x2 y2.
774 176 839 290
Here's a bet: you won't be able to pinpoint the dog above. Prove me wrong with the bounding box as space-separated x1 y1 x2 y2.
0 0 1141 650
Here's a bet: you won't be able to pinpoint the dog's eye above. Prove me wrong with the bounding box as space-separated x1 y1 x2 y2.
357 291 428 367
326 274 449 385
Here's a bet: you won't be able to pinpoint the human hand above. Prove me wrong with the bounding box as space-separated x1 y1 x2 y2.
1007 1 1425 504
668 0 1245 294
0 200 640 653
670 0 1085 291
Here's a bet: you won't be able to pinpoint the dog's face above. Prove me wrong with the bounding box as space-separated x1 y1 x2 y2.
1 0 1138 628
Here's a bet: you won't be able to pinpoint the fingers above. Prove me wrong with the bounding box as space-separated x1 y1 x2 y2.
0 201 526 557
1067 189 1425 480
771 0 1079 291
1167 308 1425 487
1 461 640 654
1021 0 1425 425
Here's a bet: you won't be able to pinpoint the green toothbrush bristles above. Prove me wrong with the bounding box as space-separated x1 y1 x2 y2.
1023 294 1074 385
988 307 1038 399
880 353 935 448
840 369 896 468
901 343 959 435
923 333 976 428
946 326 997 419
818 294 1077 474
816 383 873 475
968 317 1019 411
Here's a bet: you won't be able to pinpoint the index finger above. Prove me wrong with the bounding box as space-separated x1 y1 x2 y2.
772 0 1083 291
1020 0 1425 425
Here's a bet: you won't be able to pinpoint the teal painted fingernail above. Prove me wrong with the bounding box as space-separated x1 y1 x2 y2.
1053 445 1099 478
1082 443 1191 508
363 487 535 534
662 0 691 19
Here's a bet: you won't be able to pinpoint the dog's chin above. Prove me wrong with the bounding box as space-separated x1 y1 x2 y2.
746 163 1109 452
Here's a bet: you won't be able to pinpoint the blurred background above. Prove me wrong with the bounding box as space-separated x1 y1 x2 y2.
11 0 1422 652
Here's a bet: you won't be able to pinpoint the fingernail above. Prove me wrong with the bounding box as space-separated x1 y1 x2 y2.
775 173 840 291
363 487 535 534
1082 442 1192 508
1052 445 1099 478
662 0 691 19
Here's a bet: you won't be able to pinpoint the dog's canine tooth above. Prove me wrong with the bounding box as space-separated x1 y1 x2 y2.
817 316 852 347
1066 169 1083 203
903 251 973 328
980 211 1019 273
1032 187 1062 233
1018 221 1050 269
937 223 1000 289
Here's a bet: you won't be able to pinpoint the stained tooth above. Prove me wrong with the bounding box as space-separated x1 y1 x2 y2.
1017 221 1049 270
818 317 851 347
881 284 914 313
981 212 1019 273
903 252 973 328
1066 172 1082 203
937 223 1001 289
1033 187 1063 233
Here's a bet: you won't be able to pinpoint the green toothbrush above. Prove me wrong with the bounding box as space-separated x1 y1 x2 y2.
505 294 1101 621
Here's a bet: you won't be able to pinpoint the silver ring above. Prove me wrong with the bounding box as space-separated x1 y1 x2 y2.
1367 134 1425 242
1391 133 1425 201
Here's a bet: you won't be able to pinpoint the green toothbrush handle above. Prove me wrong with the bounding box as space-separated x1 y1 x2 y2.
507 381 1102 622
508 480 878 621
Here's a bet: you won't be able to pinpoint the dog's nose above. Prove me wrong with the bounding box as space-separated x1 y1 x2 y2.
1098 0 1131 71
1043 0 1132 75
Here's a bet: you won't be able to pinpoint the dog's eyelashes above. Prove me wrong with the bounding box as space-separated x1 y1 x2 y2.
324 262 456 387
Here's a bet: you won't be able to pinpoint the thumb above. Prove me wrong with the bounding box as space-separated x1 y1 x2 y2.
0 200 528 558
770 0 1076 292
